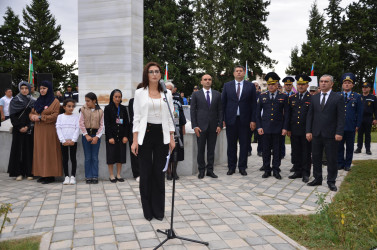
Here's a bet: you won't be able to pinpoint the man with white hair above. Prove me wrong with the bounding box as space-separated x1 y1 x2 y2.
165 81 186 180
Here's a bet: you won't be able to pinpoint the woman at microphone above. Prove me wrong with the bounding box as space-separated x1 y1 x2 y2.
131 62 175 221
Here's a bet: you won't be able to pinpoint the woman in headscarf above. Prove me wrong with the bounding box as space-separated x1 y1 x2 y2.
8 81 35 180
29 80 62 184
104 89 130 182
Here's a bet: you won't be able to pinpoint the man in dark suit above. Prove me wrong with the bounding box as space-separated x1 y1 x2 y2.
222 65 257 176
287 75 312 183
306 74 345 191
257 72 289 179
191 74 223 179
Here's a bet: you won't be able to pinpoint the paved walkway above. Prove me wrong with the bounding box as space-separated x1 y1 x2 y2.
0 144 376 250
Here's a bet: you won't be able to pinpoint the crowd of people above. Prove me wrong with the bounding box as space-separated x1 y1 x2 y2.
1 62 377 221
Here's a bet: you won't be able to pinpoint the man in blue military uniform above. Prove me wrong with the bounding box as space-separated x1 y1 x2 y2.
287 75 312 183
355 82 377 155
257 72 289 179
338 73 363 171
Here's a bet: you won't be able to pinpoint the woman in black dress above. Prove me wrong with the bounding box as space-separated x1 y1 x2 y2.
8 81 35 180
104 89 130 183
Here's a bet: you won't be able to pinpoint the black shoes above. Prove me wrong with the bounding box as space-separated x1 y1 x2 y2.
206 171 218 178
328 183 337 191
344 166 351 171
154 216 164 221
248 152 252 156
227 169 235 175
366 150 372 155
354 148 361 153
116 177 125 182
338 165 344 170
302 176 309 183
239 170 247 176
109 177 117 183
288 173 302 179
167 173 172 180
42 177 54 184
37 177 45 183
257 152 262 157
86 178 98 184
198 171 205 179
259 166 266 171
289 167 295 172
307 179 322 186
273 172 282 180
262 171 271 178
92 178 98 184
86 178 92 184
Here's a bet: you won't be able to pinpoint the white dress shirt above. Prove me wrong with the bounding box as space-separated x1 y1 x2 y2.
202 88 212 103
235 80 244 115
320 89 332 106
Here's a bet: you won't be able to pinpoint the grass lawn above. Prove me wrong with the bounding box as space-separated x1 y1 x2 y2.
282 131 377 144
0 236 41 250
262 160 377 250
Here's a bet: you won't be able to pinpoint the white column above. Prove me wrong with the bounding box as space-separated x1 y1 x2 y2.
78 0 143 104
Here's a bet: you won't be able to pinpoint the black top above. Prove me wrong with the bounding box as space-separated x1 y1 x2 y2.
288 92 312 136
361 94 377 122
10 107 33 131
104 103 130 143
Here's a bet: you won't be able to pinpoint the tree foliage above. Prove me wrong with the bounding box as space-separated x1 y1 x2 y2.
144 0 275 92
286 0 377 92
0 7 27 88
22 0 77 90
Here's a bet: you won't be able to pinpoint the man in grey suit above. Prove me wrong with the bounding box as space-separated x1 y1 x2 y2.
306 74 345 191
190 74 223 179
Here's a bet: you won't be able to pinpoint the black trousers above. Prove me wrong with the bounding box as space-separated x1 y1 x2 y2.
138 123 169 219
312 136 338 184
291 135 312 177
357 120 372 150
128 138 140 178
262 133 281 172
197 126 218 172
61 143 77 177
226 117 250 170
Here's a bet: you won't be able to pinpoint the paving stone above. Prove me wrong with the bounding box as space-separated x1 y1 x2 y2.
52 231 74 242
73 237 94 248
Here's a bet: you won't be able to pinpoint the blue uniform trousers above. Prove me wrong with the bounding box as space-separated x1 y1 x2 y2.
337 131 355 168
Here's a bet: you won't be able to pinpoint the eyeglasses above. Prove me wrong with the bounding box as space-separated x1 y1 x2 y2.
148 70 160 75
203 78 212 81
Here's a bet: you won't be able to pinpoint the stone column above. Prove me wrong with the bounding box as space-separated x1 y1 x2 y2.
78 0 143 104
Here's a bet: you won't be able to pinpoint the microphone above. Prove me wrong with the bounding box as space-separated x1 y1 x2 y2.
159 79 167 93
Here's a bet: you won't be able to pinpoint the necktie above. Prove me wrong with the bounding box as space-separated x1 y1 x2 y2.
299 93 303 101
236 82 240 99
271 93 274 100
344 93 347 103
321 93 327 110
206 90 211 107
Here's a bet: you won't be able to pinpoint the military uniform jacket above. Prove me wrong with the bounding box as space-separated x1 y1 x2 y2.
257 91 289 134
288 92 311 136
360 94 377 123
339 92 363 131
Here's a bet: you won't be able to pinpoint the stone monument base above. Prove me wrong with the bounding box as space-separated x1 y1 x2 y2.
0 119 227 180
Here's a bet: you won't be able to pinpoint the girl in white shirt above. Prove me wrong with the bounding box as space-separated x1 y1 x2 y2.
56 99 80 184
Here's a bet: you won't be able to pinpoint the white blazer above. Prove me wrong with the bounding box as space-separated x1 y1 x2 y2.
132 87 175 145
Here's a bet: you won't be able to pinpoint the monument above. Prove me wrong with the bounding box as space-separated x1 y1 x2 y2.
78 0 143 104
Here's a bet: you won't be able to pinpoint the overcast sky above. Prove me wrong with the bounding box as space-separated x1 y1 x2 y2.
0 0 355 78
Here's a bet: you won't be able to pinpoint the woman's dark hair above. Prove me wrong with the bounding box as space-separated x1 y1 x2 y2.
136 83 143 89
85 92 101 109
142 62 163 92
60 98 76 114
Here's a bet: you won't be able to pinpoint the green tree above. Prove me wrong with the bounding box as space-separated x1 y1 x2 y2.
341 0 377 92
220 0 275 83
144 0 197 95
22 0 77 90
0 7 27 88
193 0 224 89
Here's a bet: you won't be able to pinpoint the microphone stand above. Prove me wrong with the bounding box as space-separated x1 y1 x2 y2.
154 82 209 249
